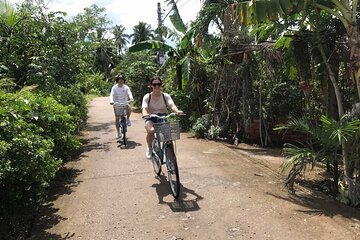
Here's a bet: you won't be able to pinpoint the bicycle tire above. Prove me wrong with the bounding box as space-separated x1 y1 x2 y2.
166 143 180 199
122 129 127 147
120 118 127 147
151 139 162 176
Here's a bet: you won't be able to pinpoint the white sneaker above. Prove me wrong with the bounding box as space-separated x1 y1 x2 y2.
145 147 152 159
127 119 132 126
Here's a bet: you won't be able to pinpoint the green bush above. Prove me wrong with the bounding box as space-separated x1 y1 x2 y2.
54 85 88 131
0 90 81 212
80 72 113 96
191 115 210 138
191 115 222 140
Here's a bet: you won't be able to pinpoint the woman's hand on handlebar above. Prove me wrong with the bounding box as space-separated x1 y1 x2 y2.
176 110 185 115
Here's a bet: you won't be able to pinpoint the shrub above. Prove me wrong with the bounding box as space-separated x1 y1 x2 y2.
0 92 62 211
54 85 88 131
80 72 113 96
191 115 221 140
0 90 81 212
191 115 210 138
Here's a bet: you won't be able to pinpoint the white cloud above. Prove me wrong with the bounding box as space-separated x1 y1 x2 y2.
8 0 202 34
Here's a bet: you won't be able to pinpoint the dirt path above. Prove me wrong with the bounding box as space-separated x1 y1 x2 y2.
29 97 360 240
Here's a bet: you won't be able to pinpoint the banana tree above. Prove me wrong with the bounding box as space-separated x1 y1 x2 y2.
234 0 360 104
231 0 359 178
129 0 198 91
315 1 360 101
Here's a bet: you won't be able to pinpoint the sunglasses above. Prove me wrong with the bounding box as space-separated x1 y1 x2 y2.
152 83 162 87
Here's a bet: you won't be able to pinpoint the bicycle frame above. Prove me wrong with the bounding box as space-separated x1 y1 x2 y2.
113 102 129 147
153 137 173 168
145 112 184 199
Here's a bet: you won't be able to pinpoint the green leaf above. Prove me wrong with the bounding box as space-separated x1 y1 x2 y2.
169 14 187 34
279 0 294 14
274 36 293 49
128 40 173 52
266 0 283 20
255 1 268 22
166 0 187 33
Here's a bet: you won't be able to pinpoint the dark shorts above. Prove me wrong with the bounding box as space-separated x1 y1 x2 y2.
145 113 167 125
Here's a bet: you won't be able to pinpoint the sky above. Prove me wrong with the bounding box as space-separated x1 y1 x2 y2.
8 0 203 34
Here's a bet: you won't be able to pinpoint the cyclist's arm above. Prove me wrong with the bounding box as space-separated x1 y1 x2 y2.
171 105 180 113
165 93 182 114
142 107 150 117
141 94 150 117
127 86 134 102
170 103 183 114
109 85 115 104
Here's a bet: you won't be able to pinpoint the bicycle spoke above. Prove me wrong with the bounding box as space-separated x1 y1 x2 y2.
166 144 180 199
151 139 162 176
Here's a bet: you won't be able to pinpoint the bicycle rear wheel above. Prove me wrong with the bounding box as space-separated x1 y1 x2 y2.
151 139 162 176
166 143 180 199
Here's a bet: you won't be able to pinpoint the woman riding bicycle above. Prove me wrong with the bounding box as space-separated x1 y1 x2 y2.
110 73 134 139
141 76 183 159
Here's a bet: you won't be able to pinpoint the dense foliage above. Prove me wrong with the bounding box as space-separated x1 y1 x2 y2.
1 0 360 238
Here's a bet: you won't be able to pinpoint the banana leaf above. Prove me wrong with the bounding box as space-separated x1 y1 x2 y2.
129 40 173 53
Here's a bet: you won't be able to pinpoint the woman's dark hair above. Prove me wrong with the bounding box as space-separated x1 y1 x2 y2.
115 74 126 83
150 76 162 84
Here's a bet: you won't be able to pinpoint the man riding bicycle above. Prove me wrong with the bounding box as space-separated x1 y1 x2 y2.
110 74 134 139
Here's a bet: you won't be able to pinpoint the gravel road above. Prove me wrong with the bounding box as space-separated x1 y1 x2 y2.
29 97 360 240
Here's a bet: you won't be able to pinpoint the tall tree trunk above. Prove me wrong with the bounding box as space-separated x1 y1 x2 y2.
293 35 312 87
348 24 360 102
176 64 182 91
317 34 352 183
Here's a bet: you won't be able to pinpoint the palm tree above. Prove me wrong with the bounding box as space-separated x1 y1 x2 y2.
130 22 154 44
275 116 360 199
112 24 129 56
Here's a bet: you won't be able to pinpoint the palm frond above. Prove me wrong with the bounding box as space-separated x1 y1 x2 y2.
281 142 318 172
0 0 19 27
320 115 360 144
274 117 315 136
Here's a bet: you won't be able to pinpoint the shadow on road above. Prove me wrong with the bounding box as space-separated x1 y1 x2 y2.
86 121 113 132
226 144 283 158
81 137 112 154
116 139 142 149
267 192 360 221
152 175 203 213
28 167 83 240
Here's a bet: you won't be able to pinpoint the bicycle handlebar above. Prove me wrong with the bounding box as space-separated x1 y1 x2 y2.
112 100 133 106
142 112 185 119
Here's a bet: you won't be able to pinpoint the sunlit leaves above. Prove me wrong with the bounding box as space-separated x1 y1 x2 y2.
0 0 20 27
128 40 174 52
234 0 306 24
166 0 187 34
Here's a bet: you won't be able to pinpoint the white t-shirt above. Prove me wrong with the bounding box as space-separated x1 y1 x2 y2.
109 84 134 104
141 92 174 114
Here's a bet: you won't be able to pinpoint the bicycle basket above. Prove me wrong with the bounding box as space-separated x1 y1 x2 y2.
114 105 127 116
153 120 180 142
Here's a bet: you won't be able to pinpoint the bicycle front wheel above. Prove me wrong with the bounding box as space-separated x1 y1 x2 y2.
166 143 180 199
151 139 162 176
121 118 127 147
122 129 127 147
